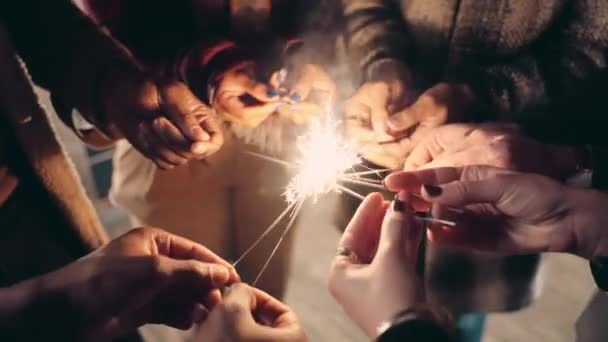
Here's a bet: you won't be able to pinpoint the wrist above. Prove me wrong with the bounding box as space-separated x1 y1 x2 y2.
375 304 455 341
566 187 608 259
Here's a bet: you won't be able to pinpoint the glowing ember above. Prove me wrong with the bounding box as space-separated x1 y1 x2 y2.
285 118 360 204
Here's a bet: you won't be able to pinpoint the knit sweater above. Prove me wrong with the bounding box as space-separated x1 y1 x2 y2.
343 0 608 120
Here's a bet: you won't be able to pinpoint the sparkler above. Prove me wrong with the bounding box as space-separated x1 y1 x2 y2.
236 117 456 284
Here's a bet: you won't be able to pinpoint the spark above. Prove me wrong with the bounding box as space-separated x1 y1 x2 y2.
284 118 361 204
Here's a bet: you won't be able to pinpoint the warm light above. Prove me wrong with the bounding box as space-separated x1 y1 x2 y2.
285 118 361 204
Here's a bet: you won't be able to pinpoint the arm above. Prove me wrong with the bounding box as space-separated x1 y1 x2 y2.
449 0 608 121
0 0 139 144
342 0 413 89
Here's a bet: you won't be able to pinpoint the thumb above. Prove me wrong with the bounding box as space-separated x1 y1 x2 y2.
375 192 421 266
387 107 420 133
160 82 212 142
420 177 509 209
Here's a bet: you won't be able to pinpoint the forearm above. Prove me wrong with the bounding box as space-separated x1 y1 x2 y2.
0 0 139 135
0 278 77 340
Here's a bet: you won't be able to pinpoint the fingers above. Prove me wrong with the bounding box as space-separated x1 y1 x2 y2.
0 166 18 207
387 107 420 133
163 258 232 292
371 107 392 141
337 192 387 264
384 167 463 193
220 284 305 341
375 193 423 268
420 175 510 209
140 122 188 170
159 82 212 142
195 114 224 157
151 229 239 282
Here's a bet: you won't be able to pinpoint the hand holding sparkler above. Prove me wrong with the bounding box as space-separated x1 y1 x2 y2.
384 166 602 257
195 283 307 342
329 193 452 338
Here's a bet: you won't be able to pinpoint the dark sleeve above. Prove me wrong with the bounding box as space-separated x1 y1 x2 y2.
0 0 138 135
342 0 413 86
449 0 608 121
376 319 457 342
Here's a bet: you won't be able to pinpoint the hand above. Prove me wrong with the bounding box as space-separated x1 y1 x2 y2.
195 283 306 342
270 64 337 124
328 193 424 337
29 227 239 340
387 82 476 143
0 166 17 207
102 68 224 170
345 81 412 169
384 166 608 259
213 61 282 128
403 123 581 179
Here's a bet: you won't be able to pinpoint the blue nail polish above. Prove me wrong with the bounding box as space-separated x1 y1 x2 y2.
290 93 301 102
267 89 278 97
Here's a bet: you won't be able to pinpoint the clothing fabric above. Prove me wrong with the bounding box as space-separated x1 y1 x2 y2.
0 1 142 340
343 0 608 121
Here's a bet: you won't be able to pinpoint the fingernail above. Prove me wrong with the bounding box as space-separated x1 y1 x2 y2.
393 193 405 212
267 88 278 97
192 126 210 141
382 178 387 188
290 93 301 102
423 184 443 197
191 142 208 154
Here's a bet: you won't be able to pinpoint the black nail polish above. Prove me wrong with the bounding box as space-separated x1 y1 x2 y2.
393 194 405 212
423 184 443 197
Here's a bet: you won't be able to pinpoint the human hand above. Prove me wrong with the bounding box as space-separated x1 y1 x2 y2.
328 193 425 337
269 64 337 124
31 227 239 340
345 81 413 169
386 82 475 142
403 123 581 179
0 166 17 207
212 61 283 128
195 283 306 342
384 166 608 259
102 68 224 170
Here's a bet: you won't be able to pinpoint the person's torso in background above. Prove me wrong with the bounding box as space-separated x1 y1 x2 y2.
398 0 567 84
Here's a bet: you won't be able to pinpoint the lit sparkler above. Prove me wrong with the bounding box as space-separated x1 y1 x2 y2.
284 119 361 204
237 117 455 285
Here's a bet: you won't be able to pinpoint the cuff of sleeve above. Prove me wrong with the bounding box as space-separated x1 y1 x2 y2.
590 258 608 291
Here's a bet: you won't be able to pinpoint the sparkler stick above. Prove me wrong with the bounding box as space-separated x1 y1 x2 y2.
343 169 391 177
336 184 366 201
338 177 386 191
344 177 384 184
233 201 297 267
252 204 301 286
245 151 296 169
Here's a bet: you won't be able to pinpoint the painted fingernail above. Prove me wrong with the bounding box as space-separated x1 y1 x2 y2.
423 184 443 197
393 193 405 212
267 88 278 97
290 93 301 102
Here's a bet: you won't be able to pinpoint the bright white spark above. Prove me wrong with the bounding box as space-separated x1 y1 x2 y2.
285 118 361 204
